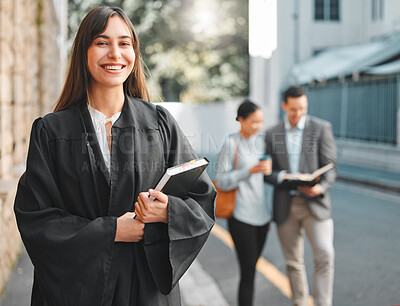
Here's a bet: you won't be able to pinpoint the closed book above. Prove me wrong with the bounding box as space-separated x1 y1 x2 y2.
150 158 209 199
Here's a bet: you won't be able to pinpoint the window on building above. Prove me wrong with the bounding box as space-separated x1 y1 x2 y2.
330 0 339 20
315 0 325 20
315 0 340 21
372 0 384 21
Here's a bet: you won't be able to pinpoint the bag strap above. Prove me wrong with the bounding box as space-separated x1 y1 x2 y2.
234 140 239 169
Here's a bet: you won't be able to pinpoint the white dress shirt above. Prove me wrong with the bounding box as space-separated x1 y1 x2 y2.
87 104 121 171
284 115 306 173
277 115 307 183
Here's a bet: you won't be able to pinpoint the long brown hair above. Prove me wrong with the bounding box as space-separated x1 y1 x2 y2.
54 6 150 112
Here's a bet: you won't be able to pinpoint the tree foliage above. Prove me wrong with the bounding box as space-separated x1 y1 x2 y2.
68 0 249 102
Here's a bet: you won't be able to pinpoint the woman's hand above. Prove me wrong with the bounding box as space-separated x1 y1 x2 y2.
115 212 144 242
134 189 168 223
249 159 272 175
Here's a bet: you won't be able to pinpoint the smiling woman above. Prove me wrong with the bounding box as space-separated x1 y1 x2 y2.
87 17 135 93
54 5 149 113
13 5 216 306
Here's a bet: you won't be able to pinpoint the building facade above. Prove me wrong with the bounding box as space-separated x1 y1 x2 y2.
250 0 400 171
296 0 400 60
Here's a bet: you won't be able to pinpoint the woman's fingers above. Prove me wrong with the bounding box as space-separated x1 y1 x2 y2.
251 160 272 175
148 189 168 204
115 212 144 242
135 191 168 223
134 201 142 219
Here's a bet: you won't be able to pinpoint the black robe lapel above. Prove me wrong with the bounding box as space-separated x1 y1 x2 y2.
108 125 136 217
107 98 138 217
71 103 111 216
79 103 111 185
110 97 165 216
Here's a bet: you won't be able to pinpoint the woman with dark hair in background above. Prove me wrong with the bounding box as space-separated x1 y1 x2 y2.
14 6 216 306
215 99 272 306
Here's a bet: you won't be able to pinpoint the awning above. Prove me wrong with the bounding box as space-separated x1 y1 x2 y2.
364 58 400 75
288 34 400 85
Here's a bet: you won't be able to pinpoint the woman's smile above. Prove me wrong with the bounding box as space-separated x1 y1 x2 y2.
101 64 126 73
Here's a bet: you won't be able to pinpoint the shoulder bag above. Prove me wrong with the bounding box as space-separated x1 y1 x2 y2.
213 142 239 218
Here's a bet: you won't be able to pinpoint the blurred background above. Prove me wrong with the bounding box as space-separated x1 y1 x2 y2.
0 0 400 305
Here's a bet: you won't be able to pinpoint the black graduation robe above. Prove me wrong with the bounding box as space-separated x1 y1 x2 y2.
14 97 216 306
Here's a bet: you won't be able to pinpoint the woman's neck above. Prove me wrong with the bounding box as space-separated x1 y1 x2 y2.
239 130 251 139
88 85 125 118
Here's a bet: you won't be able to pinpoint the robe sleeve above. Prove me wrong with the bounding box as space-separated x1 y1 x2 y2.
142 106 216 294
14 118 117 305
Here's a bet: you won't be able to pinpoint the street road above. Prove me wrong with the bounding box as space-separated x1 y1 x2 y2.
198 181 400 306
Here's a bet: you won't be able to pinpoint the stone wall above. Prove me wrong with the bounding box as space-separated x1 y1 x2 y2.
0 0 67 296
0 181 20 296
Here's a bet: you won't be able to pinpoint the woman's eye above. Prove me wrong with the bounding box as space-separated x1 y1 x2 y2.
96 41 108 46
120 42 130 46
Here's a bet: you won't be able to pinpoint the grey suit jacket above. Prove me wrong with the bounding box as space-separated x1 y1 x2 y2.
264 115 337 225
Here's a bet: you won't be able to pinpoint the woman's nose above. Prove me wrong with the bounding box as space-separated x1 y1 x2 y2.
108 44 121 60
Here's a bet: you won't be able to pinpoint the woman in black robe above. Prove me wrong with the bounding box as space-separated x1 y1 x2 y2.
14 6 216 306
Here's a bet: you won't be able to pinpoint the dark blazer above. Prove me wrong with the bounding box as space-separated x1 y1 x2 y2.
14 97 216 306
265 115 337 225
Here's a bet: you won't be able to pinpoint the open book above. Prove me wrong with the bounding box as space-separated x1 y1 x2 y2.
150 157 209 200
284 163 334 186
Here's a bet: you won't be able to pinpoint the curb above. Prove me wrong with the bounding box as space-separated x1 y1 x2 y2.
337 176 400 194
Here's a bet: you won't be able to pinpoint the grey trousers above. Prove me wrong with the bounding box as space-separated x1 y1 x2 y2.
277 196 334 306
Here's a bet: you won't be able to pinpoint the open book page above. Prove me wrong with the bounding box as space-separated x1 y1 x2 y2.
285 163 334 182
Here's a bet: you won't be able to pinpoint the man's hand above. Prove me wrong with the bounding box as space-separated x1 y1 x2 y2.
297 184 324 198
115 212 144 242
135 189 168 223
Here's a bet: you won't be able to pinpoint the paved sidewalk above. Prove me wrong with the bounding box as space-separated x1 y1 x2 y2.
181 260 229 306
0 247 227 306
0 248 32 306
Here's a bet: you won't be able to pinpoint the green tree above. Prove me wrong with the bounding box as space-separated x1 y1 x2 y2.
68 0 249 102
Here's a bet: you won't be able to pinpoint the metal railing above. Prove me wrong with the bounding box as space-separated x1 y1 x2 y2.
304 75 399 144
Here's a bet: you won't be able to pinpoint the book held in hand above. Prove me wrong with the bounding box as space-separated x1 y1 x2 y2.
150 157 209 200
284 163 334 187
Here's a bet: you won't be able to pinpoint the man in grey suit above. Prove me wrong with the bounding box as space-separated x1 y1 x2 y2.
265 86 336 306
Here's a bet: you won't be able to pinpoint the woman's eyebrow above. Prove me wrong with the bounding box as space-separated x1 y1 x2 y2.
94 34 132 40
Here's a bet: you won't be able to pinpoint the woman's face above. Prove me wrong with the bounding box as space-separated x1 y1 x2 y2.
239 109 264 137
87 16 135 91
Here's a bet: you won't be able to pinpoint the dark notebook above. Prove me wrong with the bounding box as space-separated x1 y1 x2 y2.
150 158 209 199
